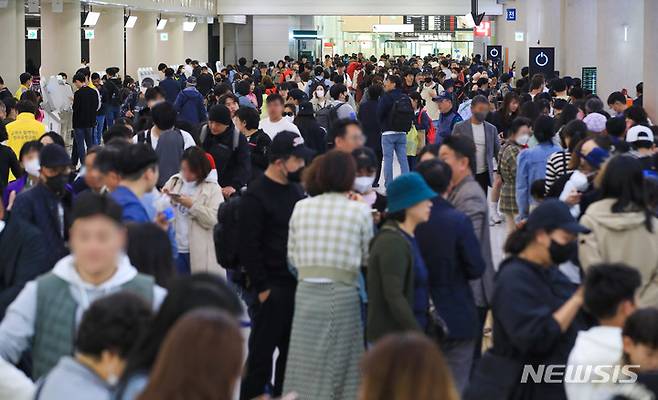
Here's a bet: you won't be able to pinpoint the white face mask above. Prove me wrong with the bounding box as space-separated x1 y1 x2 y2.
516 134 530 146
451 73 457 80
24 158 40 177
107 373 119 386
354 176 375 194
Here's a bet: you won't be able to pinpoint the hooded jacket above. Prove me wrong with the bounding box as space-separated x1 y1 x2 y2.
0 254 166 366
163 172 225 276
173 87 207 125
37 356 112 400
565 326 623 400
579 198 658 307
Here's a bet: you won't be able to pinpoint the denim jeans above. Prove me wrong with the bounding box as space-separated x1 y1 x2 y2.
105 105 120 127
73 127 93 166
175 252 191 275
381 133 409 187
94 114 105 145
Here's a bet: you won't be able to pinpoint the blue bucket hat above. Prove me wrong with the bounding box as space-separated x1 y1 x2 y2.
387 172 437 213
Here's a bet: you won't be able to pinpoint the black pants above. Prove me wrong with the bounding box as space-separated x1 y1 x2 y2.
240 284 296 400
470 306 489 376
475 172 491 195
370 143 383 187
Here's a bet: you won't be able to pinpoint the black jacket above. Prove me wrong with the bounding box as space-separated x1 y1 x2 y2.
73 86 99 129
0 215 48 318
10 184 72 269
490 256 589 400
293 116 326 157
201 123 251 190
247 129 271 181
197 73 214 97
0 144 21 195
358 99 382 150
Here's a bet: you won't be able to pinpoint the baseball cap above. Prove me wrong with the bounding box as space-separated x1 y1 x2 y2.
432 93 453 103
626 125 654 143
40 144 71 168
186 76 197 86
270 131 314 160
289 88 308 102
526 199 590 234
583 113 607 133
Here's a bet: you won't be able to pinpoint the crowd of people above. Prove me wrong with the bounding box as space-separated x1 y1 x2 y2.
0 50 655 400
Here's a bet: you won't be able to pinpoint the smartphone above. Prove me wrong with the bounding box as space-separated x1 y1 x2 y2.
168 192 181 199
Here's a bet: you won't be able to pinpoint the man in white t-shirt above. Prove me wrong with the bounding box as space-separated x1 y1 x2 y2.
258 93 301 140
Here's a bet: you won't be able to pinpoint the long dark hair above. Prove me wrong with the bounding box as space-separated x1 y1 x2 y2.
126 223 176 288
116 274 243 397
597 155 653 232
500 91 520 125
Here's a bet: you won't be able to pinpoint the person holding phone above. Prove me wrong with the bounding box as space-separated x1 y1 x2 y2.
162 146 223 276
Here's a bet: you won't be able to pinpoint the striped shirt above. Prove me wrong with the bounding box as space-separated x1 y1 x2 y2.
545 151 572 194
288 193 373 285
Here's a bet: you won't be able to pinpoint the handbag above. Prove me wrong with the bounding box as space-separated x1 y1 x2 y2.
425 298 449 342
462 350 524 400
406 124 419 156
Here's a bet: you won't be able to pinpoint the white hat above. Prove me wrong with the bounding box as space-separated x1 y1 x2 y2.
626 125 654 143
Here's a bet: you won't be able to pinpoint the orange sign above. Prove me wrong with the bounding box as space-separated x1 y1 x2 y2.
474 21 491 37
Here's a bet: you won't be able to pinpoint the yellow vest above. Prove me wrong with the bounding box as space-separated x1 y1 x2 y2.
6 113 46 156
14 85 28 100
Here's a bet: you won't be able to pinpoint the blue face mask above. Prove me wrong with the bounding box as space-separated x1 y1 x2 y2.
581 147 609 169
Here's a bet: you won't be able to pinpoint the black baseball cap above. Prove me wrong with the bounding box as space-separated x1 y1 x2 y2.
432 93 452 102
526 199 590 234
289 88 308 102
270 131 314 160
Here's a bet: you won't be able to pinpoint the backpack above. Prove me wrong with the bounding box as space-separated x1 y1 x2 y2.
199 124 240 151
316 102 345 133
418 109 437 144
388 94 414 132
214 194 242 270
458 99 473 121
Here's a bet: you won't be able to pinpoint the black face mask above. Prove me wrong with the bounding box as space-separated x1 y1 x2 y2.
549 240 577 265
287 169 302 183
45 174 69 197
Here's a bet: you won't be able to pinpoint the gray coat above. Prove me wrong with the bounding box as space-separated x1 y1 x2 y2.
448 175 495 308
451 119 500 184
37 356 112 400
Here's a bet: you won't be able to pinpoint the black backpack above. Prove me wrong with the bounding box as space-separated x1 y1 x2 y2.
389 94 415 132
316 102 345 133
214 193 242 270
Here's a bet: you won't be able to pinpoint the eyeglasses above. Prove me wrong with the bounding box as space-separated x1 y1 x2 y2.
283 112 294 117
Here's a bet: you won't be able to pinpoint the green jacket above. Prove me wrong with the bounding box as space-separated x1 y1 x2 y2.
366 222 420 343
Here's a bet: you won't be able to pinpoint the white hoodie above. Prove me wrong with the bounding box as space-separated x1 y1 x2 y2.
0 254 166 364
565 326 624 400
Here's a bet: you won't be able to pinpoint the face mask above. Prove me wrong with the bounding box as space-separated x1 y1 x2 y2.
582 147 609 170
107 373 119 386
451 73 458 80
287 169 302 183
354 176 375 194
24 158 40 177
515 134 530 146
473 111 487 123
45 174 69 197
549 240 577 265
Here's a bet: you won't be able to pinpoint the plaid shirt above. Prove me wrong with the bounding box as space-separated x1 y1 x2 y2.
288 193 374 284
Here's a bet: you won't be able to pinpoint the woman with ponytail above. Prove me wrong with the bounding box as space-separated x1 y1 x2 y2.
465 199 590 400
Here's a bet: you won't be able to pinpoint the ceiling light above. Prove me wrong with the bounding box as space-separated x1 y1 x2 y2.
84 11 101 26
183 21 196 31
157 18 167 30
125 15 137 28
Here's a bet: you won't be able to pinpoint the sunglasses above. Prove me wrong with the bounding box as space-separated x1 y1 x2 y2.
283 112 294 117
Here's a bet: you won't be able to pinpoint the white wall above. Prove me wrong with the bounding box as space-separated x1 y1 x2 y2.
596 0 644 99
562 0 597 78
222 18 253 65
644 0 658 120
89 6 125 73
155 17 184 66
126 11 157 78
41 0 81 78
217 0 502 15
183 22 210 63
251 16 296 63
0 0 25 92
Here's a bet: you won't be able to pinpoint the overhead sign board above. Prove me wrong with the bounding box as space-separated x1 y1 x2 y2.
487 45 502 61
474 21 491 37
506 8 517 21
529 47 555 79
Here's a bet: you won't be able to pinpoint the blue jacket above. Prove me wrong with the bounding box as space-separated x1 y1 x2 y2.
174 87 208 125
237 94 256 109
436 111 462 143
516 142 562 219
111 186 150 223
159 77 181 104
416 197 485 339
10 183 71 269
377 88 405 133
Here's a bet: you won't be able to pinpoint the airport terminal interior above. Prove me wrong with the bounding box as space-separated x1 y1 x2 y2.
0 0 657 399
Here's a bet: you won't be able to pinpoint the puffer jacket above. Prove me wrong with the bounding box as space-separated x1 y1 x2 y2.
579 198 658 307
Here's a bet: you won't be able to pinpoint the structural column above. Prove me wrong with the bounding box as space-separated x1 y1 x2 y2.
41 0 81 78
643 0 658 120
252 16 295 63
154 16 184 67
0 0 25 92
88 6 125 73
125 11 157 79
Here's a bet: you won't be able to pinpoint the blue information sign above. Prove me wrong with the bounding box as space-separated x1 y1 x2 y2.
506 8 517 21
